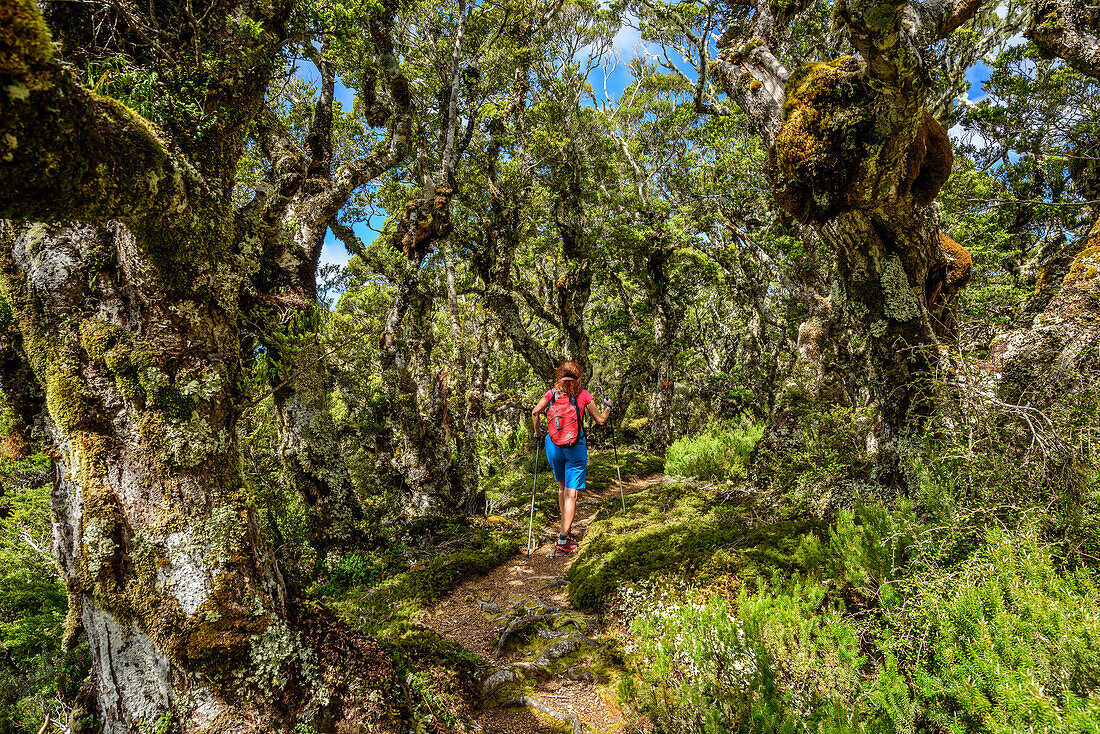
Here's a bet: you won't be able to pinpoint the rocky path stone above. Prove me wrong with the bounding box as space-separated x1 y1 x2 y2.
418 473 666 734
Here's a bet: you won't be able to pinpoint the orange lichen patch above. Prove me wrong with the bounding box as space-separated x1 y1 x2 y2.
927 233 972 339
940 233 972 290
0 426 31 460
770 56 877 224
910 111 953 206
1065 243 1100 285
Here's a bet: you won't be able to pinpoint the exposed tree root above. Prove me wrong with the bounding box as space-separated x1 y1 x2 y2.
499 695 584 734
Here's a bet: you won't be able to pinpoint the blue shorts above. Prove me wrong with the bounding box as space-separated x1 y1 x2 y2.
544 434 587 489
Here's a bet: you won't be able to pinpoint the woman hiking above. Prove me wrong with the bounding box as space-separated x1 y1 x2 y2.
531 361 613 557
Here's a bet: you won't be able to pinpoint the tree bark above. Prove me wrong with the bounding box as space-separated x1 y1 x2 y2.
714 0 977 493
994 20 1100 408
238 18 413 549
645 241 685 453
0 3 404 729
377 187 485 515
1027 0 1100 78
1 221 291 732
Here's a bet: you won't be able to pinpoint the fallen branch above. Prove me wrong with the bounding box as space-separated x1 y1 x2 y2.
532 636 594 667
477 600 501 614
565 667 595 683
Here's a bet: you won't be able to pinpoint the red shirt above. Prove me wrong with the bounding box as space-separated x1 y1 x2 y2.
544 388 594 416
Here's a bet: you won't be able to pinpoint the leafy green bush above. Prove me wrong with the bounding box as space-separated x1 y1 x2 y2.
618 498 1100 733
664 418 763 481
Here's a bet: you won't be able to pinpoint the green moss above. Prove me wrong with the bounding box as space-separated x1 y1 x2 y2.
328 523 522 715
568 477 824 612
176 571 272 682
1065 244 1100 285
771 56 878 223
79 317 129 364
0 0 55 78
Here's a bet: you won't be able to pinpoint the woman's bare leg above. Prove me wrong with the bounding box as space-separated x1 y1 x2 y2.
560 486 578 536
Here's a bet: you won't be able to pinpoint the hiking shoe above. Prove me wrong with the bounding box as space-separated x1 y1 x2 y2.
553 538 578 557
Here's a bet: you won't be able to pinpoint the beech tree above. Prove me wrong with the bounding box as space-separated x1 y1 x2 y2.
995 2 1100 408
695 0 991 490
0 0 406 730
240 0 414 554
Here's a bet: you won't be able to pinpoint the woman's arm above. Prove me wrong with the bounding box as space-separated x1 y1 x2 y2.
585 397 612 426
531 396 550 436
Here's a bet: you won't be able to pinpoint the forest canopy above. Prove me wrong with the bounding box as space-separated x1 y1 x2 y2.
0 0 1099 731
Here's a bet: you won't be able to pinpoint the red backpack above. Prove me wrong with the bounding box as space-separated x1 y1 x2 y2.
546 389 583 447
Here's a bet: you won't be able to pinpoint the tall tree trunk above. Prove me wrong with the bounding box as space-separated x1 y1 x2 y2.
250 220 363 556
993 5 1100 410
714 0 979 493
377 188 482 515
2 222 291 732
646 244 684 453
553 160 593 373
0 1 404 725
240 31 413 551
474 121 557 382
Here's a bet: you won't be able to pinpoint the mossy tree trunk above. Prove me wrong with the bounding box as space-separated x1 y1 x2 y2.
714 0 978 492
648 247 680 453
552 158 595 375
377 186 482 515
241 29 412 554
1027 0 1100 78
0 288 44 457
0 2 400 730
0 218 296 732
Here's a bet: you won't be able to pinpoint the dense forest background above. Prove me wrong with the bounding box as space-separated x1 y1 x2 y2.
1 0 1099 731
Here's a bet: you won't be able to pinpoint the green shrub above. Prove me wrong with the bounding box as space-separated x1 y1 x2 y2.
618 498 1100 733
665 418 763 481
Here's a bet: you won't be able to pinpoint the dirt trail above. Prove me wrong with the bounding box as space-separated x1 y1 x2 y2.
419 473 665 734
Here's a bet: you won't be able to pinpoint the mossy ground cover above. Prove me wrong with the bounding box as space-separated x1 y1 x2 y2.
568 477 823 613
583 470 1100 733
325 518 520 729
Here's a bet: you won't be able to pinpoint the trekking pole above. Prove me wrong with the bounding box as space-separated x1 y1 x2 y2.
605 395 626 513
528 438 540 556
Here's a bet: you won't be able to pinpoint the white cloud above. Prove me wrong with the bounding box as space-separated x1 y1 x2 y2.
613 24 643 56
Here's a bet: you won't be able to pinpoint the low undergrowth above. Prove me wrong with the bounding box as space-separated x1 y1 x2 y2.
326 519 521 732
590 392 1100 734
568 478 820 613
324 448 664 731
664 417 764 482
